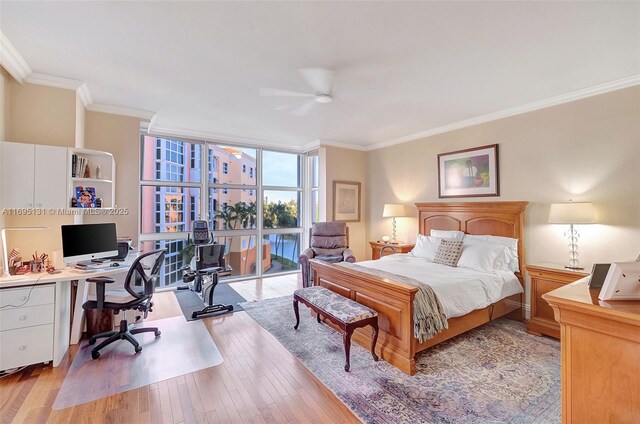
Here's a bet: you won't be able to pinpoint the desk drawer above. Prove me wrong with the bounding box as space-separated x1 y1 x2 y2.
0 285 54 309
0 324 53 370
0 304 55 331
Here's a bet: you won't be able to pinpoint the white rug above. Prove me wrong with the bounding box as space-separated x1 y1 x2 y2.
53 315 223 410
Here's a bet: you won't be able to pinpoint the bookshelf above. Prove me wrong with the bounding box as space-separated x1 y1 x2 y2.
68 148 116 209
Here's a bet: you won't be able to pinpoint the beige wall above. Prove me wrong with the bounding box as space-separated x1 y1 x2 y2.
321 146 368 260
366 86 640 291
4 78 76 147
83 111 142 244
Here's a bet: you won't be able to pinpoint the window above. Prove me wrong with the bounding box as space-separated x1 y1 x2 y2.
140 136 303 281
309 154 320 223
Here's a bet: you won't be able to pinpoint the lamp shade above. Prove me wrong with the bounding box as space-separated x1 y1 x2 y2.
548 202 596 224
382 204 407 218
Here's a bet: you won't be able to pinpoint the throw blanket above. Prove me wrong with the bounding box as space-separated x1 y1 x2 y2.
336 262 448 343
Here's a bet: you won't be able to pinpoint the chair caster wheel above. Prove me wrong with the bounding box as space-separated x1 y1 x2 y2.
91 351 100 359
88 338 97 345
154 330 161 337
135 345 143 353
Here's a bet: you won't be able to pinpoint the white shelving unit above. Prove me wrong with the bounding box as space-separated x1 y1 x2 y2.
67 148 116 209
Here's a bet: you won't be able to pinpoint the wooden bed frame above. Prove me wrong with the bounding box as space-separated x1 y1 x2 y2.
310 201 528 375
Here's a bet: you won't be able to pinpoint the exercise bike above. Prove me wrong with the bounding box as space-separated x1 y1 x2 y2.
181 221 234 319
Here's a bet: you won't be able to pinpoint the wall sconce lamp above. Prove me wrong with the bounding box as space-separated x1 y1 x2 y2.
548 201 596 270
382 204 408 244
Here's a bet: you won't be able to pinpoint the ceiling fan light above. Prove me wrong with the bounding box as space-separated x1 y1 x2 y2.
315 94 333 103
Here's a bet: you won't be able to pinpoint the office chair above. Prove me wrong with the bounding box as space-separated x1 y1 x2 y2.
82 249 166 359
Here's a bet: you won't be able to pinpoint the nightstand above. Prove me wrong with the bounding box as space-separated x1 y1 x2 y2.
525 264 589 338
369 241 414 260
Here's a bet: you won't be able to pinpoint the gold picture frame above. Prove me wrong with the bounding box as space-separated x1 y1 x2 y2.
333 181 361 222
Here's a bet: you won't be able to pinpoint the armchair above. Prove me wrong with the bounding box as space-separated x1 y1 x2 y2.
298 222 355 287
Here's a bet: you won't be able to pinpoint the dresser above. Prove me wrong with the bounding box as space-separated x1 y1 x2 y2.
369 241 414 260
524 264 588 338
543 281 640 423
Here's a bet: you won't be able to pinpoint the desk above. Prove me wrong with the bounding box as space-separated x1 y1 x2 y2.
0 255 137 370
543 280 640 423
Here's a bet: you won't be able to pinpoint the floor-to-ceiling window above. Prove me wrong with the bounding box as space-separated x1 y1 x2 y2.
139 135 305 287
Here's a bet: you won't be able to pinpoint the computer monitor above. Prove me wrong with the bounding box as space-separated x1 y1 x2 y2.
61 223 118 264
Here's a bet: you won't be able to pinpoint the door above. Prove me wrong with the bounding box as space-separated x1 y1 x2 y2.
1 142 35 208
34 145 67 208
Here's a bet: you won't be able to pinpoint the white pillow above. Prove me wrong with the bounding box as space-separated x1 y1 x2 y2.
457 238 508 273
430 230 465 241
410 234 442 262
465 234 519 272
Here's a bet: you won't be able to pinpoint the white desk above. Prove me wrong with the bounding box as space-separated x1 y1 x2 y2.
0 255 137 370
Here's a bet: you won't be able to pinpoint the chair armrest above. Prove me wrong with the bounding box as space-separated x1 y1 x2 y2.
85 276 115 309
343 248 356 263
298 248 315 263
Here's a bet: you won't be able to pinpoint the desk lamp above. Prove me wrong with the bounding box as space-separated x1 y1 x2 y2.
382 204 408 244
548 201 596 270
1 227 48 278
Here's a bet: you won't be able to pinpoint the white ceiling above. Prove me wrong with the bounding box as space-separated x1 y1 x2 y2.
1 1 639 150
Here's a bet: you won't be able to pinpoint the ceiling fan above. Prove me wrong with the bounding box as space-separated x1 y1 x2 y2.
260 68 335 116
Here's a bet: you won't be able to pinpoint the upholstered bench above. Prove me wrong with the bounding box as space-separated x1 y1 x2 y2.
293 286 379 372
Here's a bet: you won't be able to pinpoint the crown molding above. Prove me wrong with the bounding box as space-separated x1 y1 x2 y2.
0 32 31 83
367 74 640 151
86 103 156 121
303 139 367 152
25 72 84 90
76 82 93 107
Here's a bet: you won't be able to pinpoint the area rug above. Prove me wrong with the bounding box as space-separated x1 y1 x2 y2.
53 315 223 410
175 283 246 321
241 296 561 424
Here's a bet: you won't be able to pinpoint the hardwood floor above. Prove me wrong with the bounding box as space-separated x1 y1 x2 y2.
0 274 360 424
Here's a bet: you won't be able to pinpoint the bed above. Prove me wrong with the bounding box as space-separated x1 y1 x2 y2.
310 201 528 375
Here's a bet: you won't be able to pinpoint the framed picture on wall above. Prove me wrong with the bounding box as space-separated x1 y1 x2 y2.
333 181 361 222
438 144 500 198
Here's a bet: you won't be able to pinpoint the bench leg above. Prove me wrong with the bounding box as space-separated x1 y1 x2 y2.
343 331 352 372
370 322 379 362
317 313 321 324
293 299 300 330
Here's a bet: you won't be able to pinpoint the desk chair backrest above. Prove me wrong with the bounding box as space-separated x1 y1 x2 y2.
123 249 166 301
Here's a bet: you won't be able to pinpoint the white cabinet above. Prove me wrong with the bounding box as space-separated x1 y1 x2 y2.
0 142 68 209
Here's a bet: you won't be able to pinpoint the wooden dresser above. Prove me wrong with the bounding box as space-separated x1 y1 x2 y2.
543 281 640 423
525 264 588 338
369 241 414 260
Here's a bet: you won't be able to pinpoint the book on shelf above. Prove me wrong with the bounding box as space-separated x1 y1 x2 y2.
75 186 96 208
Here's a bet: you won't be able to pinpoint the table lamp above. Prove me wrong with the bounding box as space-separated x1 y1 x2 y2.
382 204 407 244
1 227 48 278
548 201 596 270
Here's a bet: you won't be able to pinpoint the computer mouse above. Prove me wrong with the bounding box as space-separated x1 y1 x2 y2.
110 262 120 267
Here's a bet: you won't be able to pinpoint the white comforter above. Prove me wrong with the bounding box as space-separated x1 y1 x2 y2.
356 254 523 319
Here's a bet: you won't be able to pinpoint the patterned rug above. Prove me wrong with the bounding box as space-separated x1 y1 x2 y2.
241 296 561 424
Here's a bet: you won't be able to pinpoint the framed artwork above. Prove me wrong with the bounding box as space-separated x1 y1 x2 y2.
438 144 499 198
333 181 361 222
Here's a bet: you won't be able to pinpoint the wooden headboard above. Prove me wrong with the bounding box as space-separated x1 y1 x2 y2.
415 201 528 282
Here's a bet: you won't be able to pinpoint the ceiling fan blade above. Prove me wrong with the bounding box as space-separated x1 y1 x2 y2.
299 68 334 95
289 99 317 116
259 87 314 97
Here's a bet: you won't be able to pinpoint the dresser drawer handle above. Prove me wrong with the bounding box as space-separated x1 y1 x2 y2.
19 315 27 321
18 345 26 351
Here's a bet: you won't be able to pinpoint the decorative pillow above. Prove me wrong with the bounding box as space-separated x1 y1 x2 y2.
433 239 463 267
410 234 442 262
457 238 509 273
465 234 519 272
430 230 465 241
